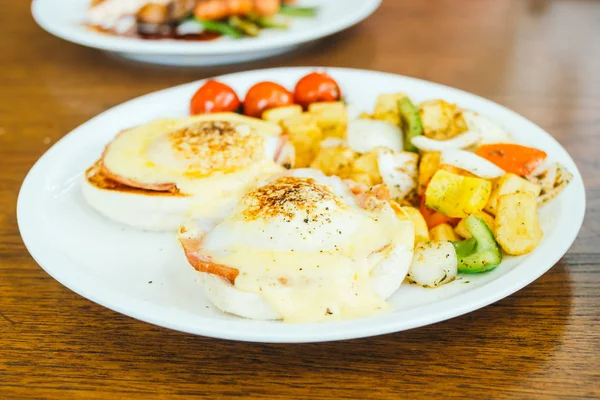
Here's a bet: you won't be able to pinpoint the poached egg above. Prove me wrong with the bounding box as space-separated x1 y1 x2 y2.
83 113 292 231
178 169 414 323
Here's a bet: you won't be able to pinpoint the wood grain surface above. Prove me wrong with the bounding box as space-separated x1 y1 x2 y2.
1 0 599 399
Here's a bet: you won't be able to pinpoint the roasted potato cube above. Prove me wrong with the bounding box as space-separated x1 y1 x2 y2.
350 150 382 186
372 113 399 125
310 145 357 179
373 93 406 125
429 223 460 242
308 102 347 139
418 152 441 195
349 172 373 186
485 173 542 215
495 192 543 255
425 169 492 218
401 206 430 244
280 114 323 167
262 105 303 123
418 100 467 140
455 211 495 239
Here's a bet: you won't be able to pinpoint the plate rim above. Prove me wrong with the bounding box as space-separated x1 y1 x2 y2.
17 67 587 343
31 0 382 55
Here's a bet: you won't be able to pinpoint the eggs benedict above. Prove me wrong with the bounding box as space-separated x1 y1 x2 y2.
178 169 414 323
82 113 292 231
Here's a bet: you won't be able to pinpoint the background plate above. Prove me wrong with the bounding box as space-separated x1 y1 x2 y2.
32 0 381 65
17 67 586 343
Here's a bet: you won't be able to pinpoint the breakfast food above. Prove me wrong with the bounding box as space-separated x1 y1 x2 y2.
81 71 574 323
82 113 293 231
179 72 572 291
86 0 317 39
178 169 415 322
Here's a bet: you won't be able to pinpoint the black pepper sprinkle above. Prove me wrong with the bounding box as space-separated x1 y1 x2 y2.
304 218 309 223
148 281 153 284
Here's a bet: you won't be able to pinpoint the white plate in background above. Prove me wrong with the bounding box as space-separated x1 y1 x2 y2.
18 67 586 343
31 0 381 66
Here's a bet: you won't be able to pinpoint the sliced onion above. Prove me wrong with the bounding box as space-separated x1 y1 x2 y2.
526 159 554 179
377 150 418 200
461 110 513 145
176 20 205 36
411 130 480 152
320 137 348 148
347 119 403 153
440 149 505 178
408 241 457 288
345 103 362 121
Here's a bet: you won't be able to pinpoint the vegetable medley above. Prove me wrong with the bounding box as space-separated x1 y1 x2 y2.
188 72 573 289
86 0 316 40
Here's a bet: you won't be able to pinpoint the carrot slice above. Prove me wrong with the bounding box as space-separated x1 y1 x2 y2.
476 144 547 176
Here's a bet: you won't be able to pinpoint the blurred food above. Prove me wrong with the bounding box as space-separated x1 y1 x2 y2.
86 0 316 39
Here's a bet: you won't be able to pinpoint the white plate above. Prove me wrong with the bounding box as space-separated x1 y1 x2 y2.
32 0 381 66
18 67 585 343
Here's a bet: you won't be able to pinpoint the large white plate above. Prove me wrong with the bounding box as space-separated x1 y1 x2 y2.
18 67 585 343
32 0 381 66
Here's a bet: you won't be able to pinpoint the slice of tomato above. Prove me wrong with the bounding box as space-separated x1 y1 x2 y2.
190 80 241 115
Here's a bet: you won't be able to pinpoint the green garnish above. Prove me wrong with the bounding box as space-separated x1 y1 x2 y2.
195 19 243 38
279 5 318 17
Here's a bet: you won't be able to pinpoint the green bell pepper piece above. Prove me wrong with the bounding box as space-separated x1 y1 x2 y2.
398 96 423 152
452 215 502 273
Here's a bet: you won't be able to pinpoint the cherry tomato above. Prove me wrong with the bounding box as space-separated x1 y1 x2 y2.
419 196 460 229
243 82 294 118
293 72 342 109
190 80 241 115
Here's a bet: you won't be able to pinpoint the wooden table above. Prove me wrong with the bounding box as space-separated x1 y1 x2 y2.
1 0 599 398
